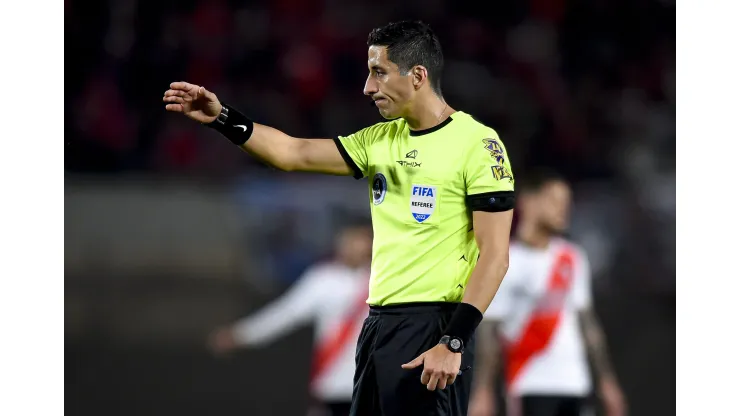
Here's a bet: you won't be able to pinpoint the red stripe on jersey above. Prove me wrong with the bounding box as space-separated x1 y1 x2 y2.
309 277 369 383
504 247 576 387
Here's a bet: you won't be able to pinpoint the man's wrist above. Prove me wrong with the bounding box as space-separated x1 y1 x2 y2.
205 103 254 145
204 103 222 125
438 335 464 353
442 302 483 348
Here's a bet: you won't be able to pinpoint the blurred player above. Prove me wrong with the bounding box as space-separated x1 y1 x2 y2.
468 171 626 416
209 221 373 416
165 20 514 416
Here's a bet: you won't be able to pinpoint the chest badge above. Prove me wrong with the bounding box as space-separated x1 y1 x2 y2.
410 184 437 223
373 173 387 205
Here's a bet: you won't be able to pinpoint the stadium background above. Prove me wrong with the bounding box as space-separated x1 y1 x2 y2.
65 0 675 415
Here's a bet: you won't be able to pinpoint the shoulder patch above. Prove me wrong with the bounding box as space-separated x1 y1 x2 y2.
482 137 513 182
482 138 506 163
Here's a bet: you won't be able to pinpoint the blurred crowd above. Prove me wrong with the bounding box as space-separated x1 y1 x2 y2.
66 0 674 177
65 0 675 291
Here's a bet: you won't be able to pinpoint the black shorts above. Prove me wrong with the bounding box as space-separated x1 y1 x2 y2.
349 302 475 416
516 395 586 416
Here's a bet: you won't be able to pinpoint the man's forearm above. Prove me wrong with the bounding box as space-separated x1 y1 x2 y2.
579 309 617 381
237 123 302 171
441 254 508 346
473 320 501 390
207 104 352 175
205 102 303 171
462 252 509 314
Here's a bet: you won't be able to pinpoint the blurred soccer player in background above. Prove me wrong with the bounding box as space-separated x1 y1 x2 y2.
165 20 514 416
209 221 372 416
468 171 626 416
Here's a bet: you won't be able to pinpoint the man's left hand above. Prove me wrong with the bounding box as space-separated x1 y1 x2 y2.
401 343 462 391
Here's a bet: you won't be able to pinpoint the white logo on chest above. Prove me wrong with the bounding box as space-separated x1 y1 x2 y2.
410 184 437 223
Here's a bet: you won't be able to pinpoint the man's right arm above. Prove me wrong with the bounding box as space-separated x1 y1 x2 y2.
163 82 360 176
237 123 353 175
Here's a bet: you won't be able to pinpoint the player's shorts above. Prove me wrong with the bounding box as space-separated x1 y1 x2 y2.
349 302 475 416
511 395 586 416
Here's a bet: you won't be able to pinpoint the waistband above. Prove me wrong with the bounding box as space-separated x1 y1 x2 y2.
368 301 460 316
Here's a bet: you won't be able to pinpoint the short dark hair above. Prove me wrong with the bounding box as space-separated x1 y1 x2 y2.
517 169 568 194
367 21 444 95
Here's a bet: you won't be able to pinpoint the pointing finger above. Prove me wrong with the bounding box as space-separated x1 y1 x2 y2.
401 355 424 369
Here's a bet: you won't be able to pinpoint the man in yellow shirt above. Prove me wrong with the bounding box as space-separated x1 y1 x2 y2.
163 20 514 416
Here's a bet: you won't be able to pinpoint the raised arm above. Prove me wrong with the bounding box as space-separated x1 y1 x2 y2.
163 82 353 175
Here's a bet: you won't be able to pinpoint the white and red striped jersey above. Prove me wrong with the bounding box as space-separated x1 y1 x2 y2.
232 262 370 402
484 238 592 397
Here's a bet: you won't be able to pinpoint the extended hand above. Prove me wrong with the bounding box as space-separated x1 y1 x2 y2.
401 344 461 391
163 82 222 124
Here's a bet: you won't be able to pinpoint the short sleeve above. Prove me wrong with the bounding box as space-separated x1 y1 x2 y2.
464 131 515 211
572 249 592 310
335 127 373 180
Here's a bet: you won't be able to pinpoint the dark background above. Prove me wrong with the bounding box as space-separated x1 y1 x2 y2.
65 0 675 414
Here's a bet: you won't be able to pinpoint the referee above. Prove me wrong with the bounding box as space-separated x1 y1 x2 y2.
163 20 514 416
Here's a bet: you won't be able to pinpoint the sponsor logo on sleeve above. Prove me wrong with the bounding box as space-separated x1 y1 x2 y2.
491 165 513 181
483 138 513 182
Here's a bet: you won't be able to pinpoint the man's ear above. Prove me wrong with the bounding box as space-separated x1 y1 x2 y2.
412 66 428 90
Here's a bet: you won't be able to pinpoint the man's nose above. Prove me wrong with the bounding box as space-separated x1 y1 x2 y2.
364 76 377 96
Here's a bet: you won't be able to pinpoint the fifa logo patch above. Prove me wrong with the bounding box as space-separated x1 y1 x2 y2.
410 185 437 223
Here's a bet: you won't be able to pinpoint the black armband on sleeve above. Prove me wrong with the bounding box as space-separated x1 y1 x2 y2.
466 191 515 212
443 302 484 346
205 103 254 146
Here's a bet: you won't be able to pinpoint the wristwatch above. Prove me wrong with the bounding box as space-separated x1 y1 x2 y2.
439 335 464 353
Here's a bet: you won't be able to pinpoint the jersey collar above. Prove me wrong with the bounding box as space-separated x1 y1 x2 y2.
408 115 454 136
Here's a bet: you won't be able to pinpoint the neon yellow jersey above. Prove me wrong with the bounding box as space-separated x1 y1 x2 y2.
334 111 515 305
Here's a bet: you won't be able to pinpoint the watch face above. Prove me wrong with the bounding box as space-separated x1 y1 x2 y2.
450 338 462 351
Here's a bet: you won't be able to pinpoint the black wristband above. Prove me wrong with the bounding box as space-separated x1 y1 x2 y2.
443 302 483 346
205 103 254 146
